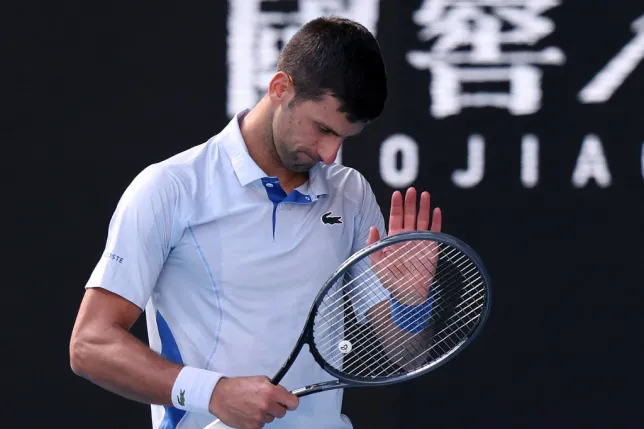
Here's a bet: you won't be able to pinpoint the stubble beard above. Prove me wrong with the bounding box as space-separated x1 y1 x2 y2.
269 116 315 173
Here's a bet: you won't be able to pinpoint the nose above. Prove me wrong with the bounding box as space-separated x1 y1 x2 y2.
317 138 343 165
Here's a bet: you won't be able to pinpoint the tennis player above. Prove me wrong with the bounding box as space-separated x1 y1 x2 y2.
70 16 441 429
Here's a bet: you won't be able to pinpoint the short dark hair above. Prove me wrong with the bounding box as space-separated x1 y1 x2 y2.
277 16 387 123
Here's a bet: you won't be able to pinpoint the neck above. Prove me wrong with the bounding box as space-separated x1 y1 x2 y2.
240 98 306 187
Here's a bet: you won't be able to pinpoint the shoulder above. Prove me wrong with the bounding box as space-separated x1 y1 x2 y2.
116 142 214 217
319 162 371 190
317 162 375 204
126 148 195 197
135 136 232 195
154 140 216 183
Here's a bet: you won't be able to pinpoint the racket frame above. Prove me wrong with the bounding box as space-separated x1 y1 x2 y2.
271 230 493 396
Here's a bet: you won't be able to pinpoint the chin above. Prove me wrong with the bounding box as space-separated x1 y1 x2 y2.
284 154 318 173
288 163 315 173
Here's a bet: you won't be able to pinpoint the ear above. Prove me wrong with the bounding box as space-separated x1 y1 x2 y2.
268 72 294 106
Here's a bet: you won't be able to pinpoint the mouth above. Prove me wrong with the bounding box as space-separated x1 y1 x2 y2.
298 150 320 164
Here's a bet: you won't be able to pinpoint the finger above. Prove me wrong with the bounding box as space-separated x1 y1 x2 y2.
275 387 299 411
403 187 417 230
285 393 299 411
416 191 431 230
430 207 442 232
367 227 384 266
264 414 276 423
266 402 287 419
389 191 404 232
366 226 380 246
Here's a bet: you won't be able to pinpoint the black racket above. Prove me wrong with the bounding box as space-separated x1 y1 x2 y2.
205 230 492 428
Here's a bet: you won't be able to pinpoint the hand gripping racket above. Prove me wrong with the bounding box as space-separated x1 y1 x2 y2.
204 230 492 428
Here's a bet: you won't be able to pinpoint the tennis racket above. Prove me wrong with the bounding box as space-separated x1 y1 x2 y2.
204 230 492 428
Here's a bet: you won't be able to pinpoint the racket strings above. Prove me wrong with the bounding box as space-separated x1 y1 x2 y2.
346 248 471 332
347 271 484 378
313 242 444 359
313 240 447 341
312 238 487 379
362 282 486 378
376 297 485 376
344 264 480 364
313 242 455 359
319 244 460 362
314 244 466 358
318 239 433 316
335 256 483 376
311 240 435 350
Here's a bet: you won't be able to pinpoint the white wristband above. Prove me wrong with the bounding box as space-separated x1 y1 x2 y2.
171 366 225 415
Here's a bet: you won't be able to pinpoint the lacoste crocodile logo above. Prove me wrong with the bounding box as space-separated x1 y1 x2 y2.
322 212 342 225
177 389 185 406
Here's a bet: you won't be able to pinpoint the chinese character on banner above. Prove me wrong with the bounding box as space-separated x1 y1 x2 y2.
226 0 381 119
579 14 644 104
407 0 566 118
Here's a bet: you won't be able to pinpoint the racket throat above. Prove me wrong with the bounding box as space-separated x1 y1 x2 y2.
270 340 308 385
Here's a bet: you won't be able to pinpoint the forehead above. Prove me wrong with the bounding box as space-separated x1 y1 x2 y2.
294 94 367 135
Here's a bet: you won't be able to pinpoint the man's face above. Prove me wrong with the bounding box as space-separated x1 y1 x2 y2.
270 94 367 172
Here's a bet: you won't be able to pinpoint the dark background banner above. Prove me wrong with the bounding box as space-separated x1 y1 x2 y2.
7 1 643 428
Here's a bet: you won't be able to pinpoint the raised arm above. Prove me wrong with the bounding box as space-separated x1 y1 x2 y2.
352 186 442 371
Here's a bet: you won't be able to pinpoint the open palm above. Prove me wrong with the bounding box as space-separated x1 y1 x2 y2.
367 188 442 305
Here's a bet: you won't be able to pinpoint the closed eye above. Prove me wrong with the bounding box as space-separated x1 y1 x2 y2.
316 123 340 137
318 125 332 134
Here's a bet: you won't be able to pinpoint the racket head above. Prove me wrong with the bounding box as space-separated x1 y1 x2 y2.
304 230 492 387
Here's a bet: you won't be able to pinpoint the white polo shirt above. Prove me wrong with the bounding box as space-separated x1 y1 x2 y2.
85 110 387 429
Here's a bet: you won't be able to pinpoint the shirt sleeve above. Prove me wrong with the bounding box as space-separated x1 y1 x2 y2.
85 165 181 310
349 175 390 324
351 176 386 256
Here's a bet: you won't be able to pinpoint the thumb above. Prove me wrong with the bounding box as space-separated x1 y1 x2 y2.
366 226 380 246
367 227 384 265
